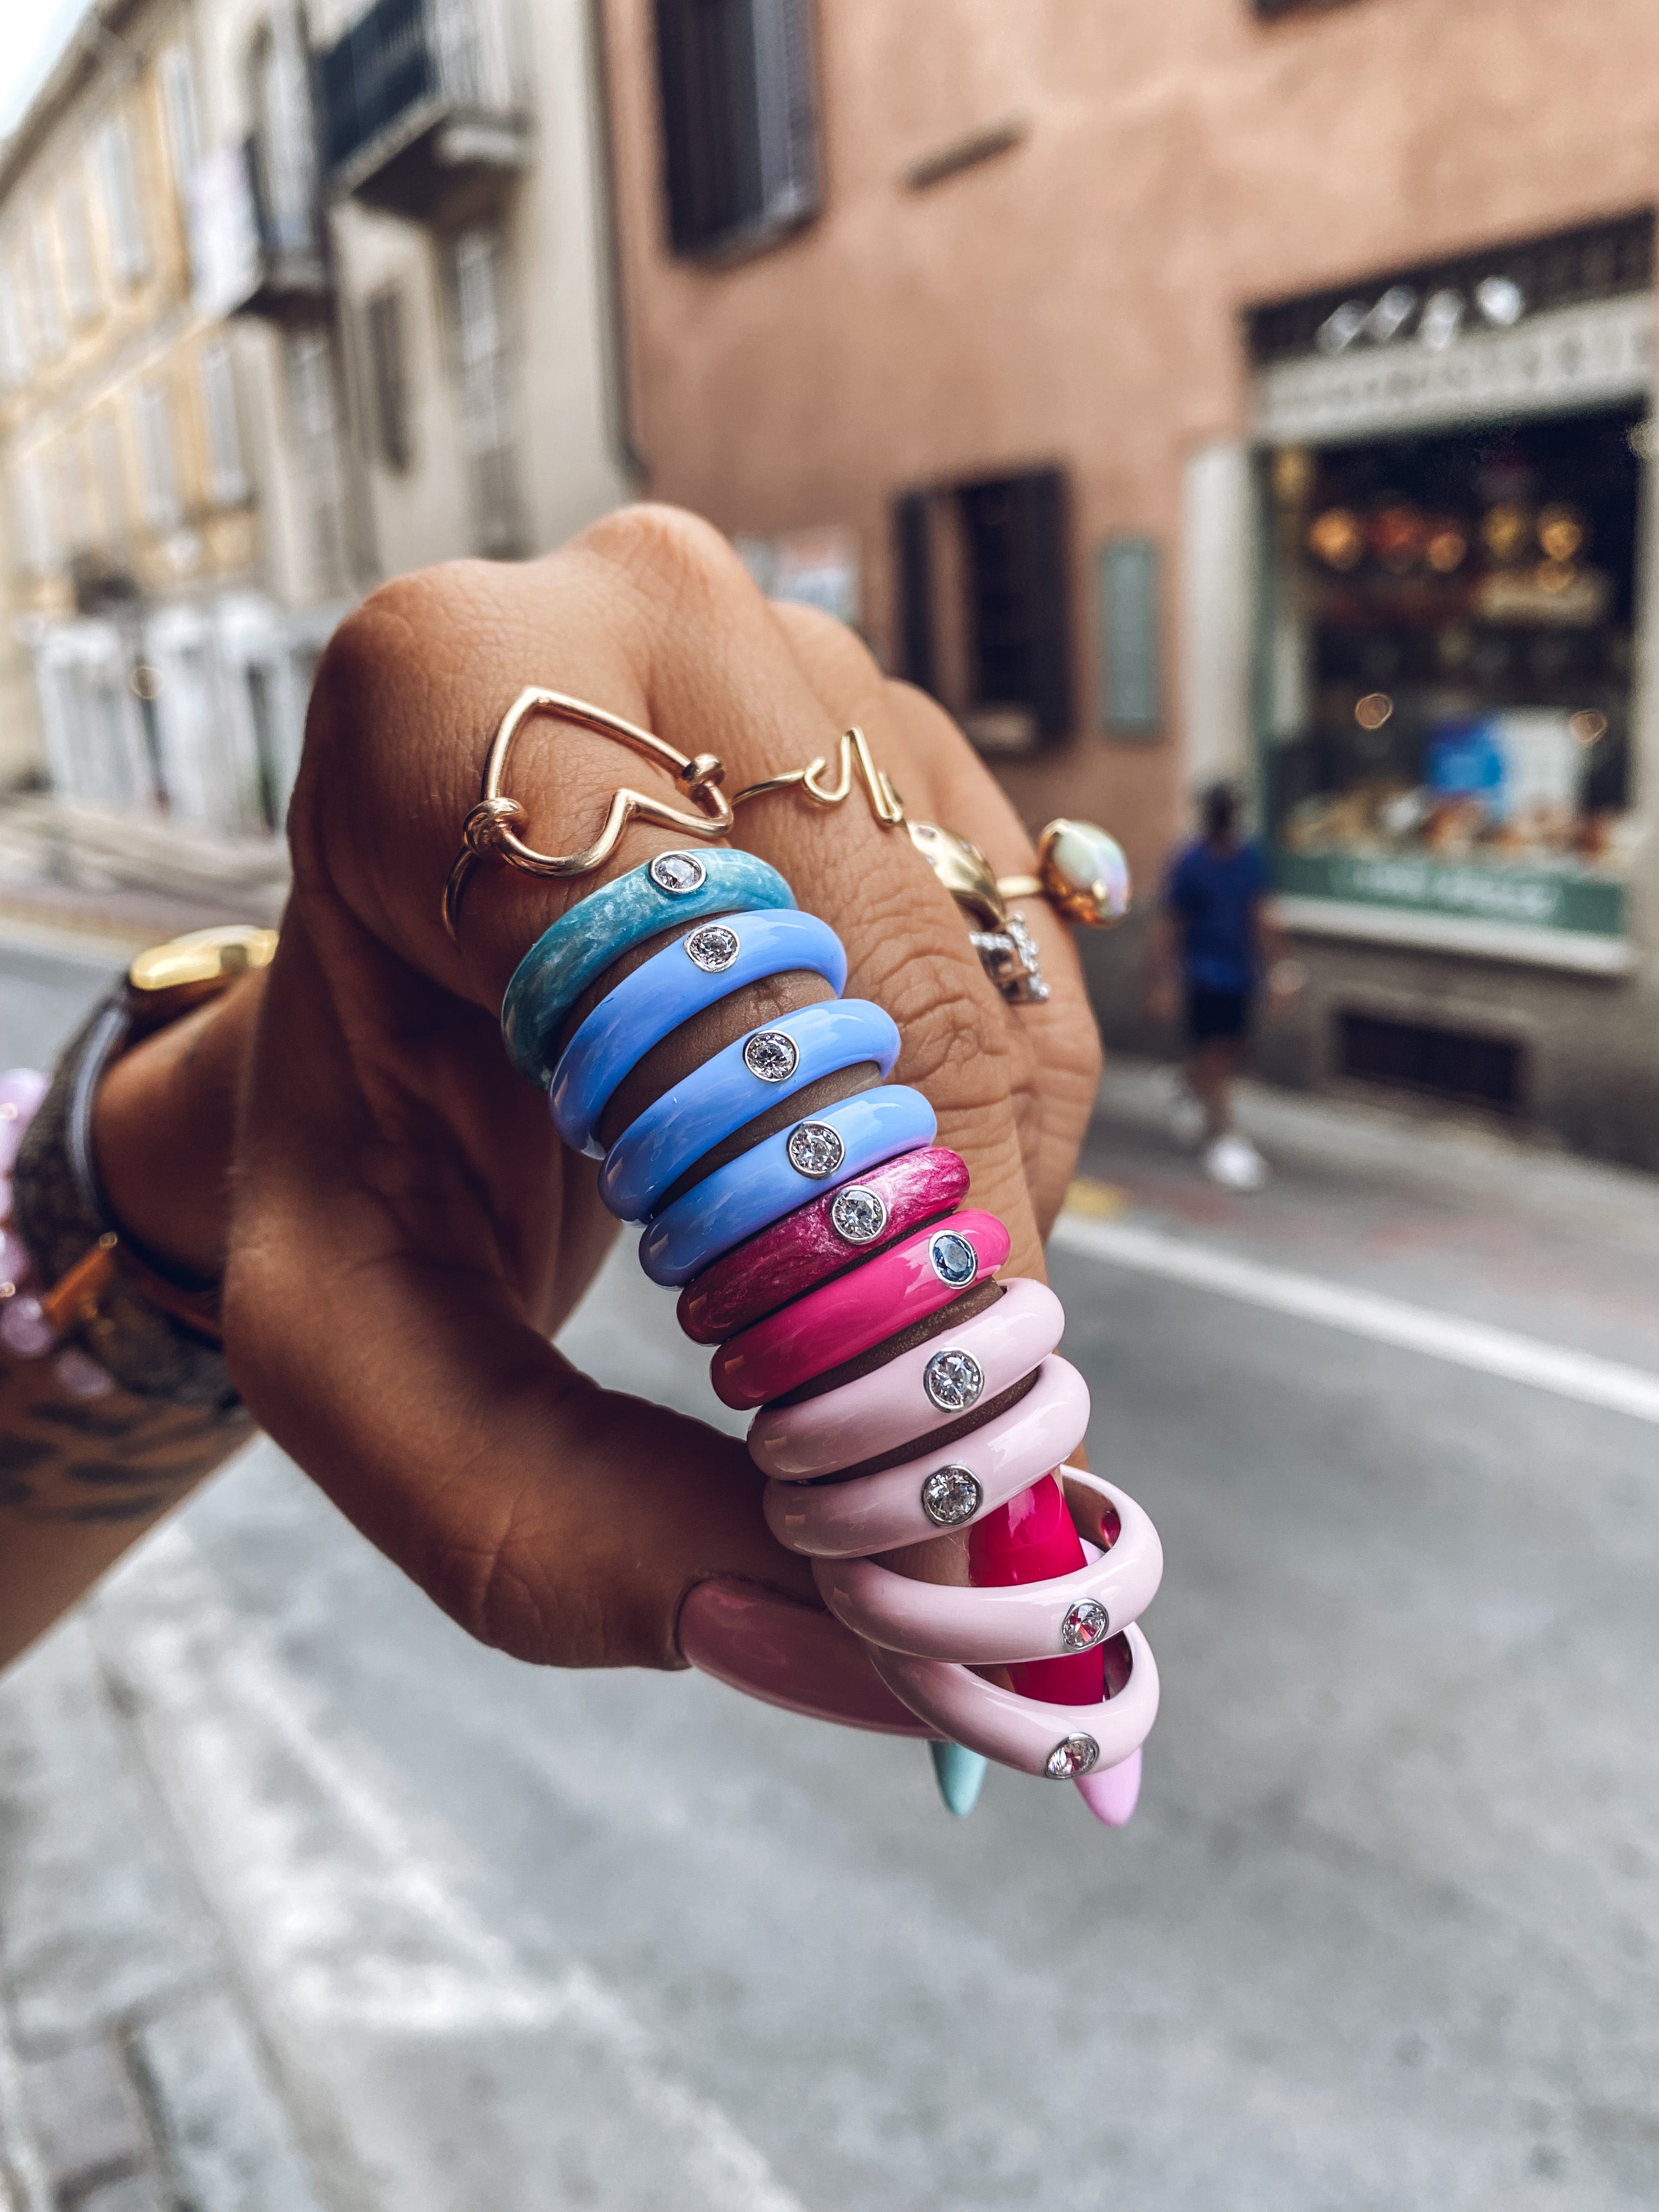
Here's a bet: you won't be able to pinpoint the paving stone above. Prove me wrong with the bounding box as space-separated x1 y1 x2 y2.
69 2175 166 2212
15 2038 145 2190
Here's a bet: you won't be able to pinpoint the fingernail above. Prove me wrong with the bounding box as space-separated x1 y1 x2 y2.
678 1578 933 1737
1074 1746 1142 1829
929 1740 988 1818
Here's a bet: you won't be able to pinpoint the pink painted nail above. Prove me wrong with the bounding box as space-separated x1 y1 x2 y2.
1074 1747 1143 1828
676 1577 934 1737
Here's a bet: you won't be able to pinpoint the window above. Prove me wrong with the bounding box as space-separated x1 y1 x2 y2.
10 459 58 573
286 330 348 590
366 284 410 471
654 0 819 258
95 114 150 284
451 230 522 555
92 410 128 548
30 213 64 358
1336 1010 1524 1114
133 380 180 528
1098 535 1163 737
59 438 91 553
250 15 320 255
199 341 248 503
160 43 201 193
894 469 1074 753
58 180 99 323
0 257 29 388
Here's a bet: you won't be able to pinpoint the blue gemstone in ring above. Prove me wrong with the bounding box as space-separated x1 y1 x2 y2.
928 1230 978 1288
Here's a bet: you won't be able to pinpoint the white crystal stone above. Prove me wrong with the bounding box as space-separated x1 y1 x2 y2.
1044 1733 1101 1779
743 1030 798 1084
830 1184 887 1244
923 1348 983 1413
685 923 739 971
650 850 707 894
1060 1598 1109 1651
921 1465 982 1527
787 1121 844 1178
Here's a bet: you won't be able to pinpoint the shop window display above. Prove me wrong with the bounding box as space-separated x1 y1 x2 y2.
1263 407 1642 936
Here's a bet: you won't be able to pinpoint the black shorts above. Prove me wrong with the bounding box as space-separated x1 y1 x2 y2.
1185 983 1254 1045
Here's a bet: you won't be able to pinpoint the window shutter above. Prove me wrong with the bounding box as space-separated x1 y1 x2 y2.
366 286 410 470
655 0 817 256
1018 466 1071 740
894 489 935 696
200 342 247 503
1099 534 1162 736
751 0 818 233
134 381 179 528
98 118 150 285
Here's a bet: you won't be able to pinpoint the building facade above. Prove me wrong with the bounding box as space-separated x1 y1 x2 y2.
0 0 630 848
600 0 1659 1168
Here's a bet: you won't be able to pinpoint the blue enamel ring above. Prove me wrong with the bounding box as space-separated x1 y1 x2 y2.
637 1084 939 1286
500 848 795 1088
549 909 849 1155
599 998 902 1223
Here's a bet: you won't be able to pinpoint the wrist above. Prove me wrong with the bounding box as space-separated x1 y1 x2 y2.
93 971 264 1280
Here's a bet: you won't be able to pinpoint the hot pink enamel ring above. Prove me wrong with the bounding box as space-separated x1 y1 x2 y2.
709 1210 1011 1410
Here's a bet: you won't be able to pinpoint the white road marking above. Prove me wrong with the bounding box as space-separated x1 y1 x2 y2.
1052 1212 1659 1427
92 1528 812 2212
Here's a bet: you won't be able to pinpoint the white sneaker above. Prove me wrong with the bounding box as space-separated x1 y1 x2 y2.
1167 1085 1206 1149
1205 1132 1268 1191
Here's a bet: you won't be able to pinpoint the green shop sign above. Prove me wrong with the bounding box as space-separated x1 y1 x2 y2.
1272 849 1626 938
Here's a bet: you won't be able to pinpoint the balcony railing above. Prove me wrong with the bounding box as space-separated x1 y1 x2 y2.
188 140 330 324
320 0 529 221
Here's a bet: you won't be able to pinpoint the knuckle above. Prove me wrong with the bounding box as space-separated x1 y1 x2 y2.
579 500 747 615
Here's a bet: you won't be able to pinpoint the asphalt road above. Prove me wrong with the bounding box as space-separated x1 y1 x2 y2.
2 938 1657 2210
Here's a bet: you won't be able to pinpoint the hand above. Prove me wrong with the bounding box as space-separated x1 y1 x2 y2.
198 508 1102 1679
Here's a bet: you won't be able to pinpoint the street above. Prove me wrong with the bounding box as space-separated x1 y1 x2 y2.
2 935 1657 2211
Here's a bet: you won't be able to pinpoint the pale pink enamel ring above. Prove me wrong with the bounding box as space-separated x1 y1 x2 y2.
676 1145 970 1345
746 1277 1064 1481
763 1356 1091 1557
812 1471 1163 1663
709 1210 1011 1410
869 1621 1161 1779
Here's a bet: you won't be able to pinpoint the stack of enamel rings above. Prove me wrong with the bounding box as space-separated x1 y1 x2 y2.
501 847 1161 1798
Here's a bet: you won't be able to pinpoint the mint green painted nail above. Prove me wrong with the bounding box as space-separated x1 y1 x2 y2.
929 1741 988 1818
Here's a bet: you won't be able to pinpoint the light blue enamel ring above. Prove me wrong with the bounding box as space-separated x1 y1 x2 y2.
637 1084 939 1286
599 998 902 1223
500 849 795 1088
549 909 849 1156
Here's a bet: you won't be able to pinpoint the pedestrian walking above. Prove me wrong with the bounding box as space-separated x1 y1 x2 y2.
1147 781 1300 1190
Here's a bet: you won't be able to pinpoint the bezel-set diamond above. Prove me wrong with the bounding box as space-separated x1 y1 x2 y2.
928 1230 978 1288
787 1121 845 1178
920 1464 982 1528
685 923 740 971
1060 1597 1109 1651
830 1184 887 1244
650 850 707 894
743 1030 798 1084
1044 1733 1101 1779
923 1347 984 1413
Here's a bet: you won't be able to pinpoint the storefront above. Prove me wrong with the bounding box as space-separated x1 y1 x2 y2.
1244 217 1659 1139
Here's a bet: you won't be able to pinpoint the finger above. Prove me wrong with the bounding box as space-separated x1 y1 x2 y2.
224 910 817 1671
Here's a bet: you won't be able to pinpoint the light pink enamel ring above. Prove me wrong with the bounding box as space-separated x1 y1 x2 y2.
746 1277 1064 1481
763 1356 1091 1558
812 1471 1163 1663
709 1210 1011 1410
868 1621 1161 1779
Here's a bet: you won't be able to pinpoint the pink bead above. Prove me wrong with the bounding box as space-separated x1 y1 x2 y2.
0 1294 57 1358
0 1228 25 1288
675 1145 971 1345
709 1210 1012 1410
53 1347 114 1400
0 1070 47 1174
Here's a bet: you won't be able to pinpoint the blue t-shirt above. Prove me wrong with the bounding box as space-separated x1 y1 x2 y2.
1164 837 1268 993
